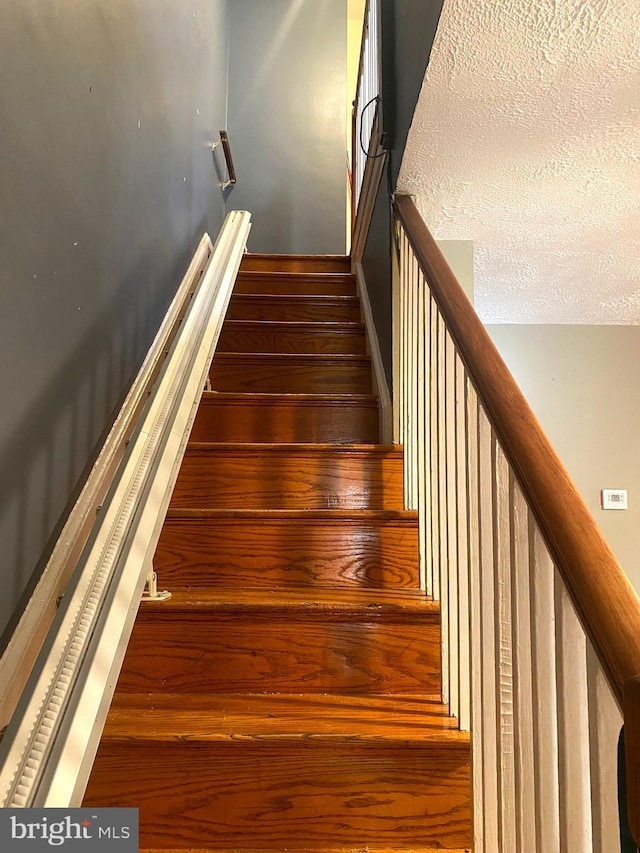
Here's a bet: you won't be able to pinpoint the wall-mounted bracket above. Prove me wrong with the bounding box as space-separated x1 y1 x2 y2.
141 567 171 602
212 130 237 190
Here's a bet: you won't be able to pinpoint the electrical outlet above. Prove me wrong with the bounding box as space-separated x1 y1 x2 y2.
601 489 628 510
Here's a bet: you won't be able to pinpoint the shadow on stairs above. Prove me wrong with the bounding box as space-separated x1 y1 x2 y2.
83 252 472 852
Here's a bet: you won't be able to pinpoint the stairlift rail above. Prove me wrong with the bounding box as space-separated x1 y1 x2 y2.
0 210 251 808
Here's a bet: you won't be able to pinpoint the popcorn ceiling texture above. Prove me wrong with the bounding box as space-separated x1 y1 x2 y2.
397 0 640 323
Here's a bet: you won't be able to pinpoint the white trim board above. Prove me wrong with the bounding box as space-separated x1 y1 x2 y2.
355 262 393 443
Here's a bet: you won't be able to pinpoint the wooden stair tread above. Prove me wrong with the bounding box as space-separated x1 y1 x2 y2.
212 353 371 364
231 294 358 303
227 294 361 322
191 393 379 444
139 849 471 853
164 508 418 520
237 271 355 284
155 510 420 590
172 444 404 510
140 586 438 617
200 390 377 403
185 441 402 453
220 320 365 329
218 321 367 354
209 354 372 393
235 271 357 296
105 693 466 744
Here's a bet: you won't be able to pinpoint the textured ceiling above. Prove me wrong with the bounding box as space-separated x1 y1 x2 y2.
397 0 640 323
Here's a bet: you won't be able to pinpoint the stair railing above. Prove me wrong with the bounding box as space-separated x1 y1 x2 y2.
393 194 640 851
0 210 251 808
351 0 386 263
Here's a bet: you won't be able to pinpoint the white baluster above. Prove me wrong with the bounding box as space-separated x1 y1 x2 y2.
586 642 623 852
512 483 536 849
555 578 593 850
456 358 470 733
530 527 560 853
495 444 516 850
430 297 440 602
445 332 459 718
478 407 500 850
437 312 449 706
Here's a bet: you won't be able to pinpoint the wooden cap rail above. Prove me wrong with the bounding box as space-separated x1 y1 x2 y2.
394 194 640 706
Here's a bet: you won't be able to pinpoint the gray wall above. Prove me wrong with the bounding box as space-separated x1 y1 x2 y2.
227 0 346 255
487 325 640 593
0 0 230 645
362 0 445 386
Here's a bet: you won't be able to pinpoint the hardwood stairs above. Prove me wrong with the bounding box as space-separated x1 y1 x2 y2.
83 253 472 852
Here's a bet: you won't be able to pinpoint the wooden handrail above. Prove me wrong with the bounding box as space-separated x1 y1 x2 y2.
219 130 236 188
393 194 640 708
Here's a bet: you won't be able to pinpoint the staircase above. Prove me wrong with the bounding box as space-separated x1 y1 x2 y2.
83 253 472 852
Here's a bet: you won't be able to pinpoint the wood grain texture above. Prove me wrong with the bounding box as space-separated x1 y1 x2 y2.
117 612 441 695
240 253 351 273
395 194 640 707
234 271 357 296
138 586 438 616
189 393 379 444
86 741 470 849
154 510 420 589
170 445 404 510
209 354 372 394
83 249 472 851
227 295 361 323
217 321 366 354
105 693 464 741
139 849 472 852
139 849 471 853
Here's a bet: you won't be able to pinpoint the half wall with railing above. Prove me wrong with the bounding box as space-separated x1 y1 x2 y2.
392 194 640 852
351 0 386 263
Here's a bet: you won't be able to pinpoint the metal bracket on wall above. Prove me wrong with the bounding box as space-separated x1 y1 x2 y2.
212 130 237 190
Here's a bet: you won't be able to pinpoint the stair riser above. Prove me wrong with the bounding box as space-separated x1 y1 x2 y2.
116 618 440 694
155 518 420 589
228 296 360 323
218 323 367 354
170 451 404 510
240 254 351 274
234 273 357 296
85 742 471 849
209 359 371 394
190 398 379 443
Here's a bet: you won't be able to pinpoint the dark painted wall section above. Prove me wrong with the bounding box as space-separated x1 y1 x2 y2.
0 0 230 644
362 0 445 386
227 0 347 255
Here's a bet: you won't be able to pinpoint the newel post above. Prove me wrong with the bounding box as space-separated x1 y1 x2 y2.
623 676 640 850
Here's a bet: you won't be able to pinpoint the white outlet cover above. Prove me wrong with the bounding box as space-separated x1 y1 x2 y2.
601 489 628 510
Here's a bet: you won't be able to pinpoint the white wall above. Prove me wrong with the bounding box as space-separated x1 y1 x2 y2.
487 324 640 593
437 240 473 302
